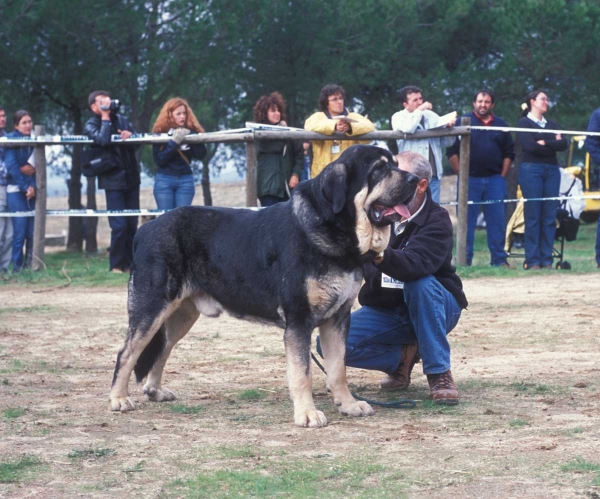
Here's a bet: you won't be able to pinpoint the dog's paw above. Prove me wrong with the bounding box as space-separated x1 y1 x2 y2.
109 396 136 412
338 400 374 418
143 385 177 402
294 409 328 428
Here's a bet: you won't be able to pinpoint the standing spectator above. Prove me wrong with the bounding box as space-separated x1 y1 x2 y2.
447 90 515 267
0 106 13 272
252 92 303 206
152 98 207 210
517 90 568 270
84 91 140 274
391 86 456 203
585 107 600 269
5 110 35 271
304 84 374 177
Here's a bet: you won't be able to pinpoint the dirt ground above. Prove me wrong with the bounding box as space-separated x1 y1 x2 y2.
1 272 599 498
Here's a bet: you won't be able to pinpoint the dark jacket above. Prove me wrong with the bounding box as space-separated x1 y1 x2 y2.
517 117 568 165
446 113 515 177
256 138 304 199
585 107 600 164
5 131 35 192
83 113 140 190
359 190 468 310
152 133 207 176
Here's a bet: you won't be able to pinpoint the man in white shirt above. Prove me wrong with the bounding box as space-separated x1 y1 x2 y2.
391 86 455 203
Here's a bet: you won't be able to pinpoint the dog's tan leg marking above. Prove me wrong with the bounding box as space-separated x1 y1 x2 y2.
319 317 373 418
143 298 200 402
354 186 372 254
285 331 327 428
109 307 173 412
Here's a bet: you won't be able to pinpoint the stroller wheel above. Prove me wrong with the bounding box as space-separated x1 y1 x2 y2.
559 261 571 270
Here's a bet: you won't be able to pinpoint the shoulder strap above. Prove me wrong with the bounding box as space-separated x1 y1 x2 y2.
177 149 191 166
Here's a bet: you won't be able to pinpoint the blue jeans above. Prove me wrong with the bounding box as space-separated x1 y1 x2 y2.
518 163 560 267
105 187 139 271
429 177 441 204
0 186 13 271
7 191 34 271
316 276 462 375
465 175 508 266
153 173 195 210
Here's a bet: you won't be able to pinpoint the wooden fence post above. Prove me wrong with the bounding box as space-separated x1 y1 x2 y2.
246 140 258 207
32 125 47 271
455 117 471 266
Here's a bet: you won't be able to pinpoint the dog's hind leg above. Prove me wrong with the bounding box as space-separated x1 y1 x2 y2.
319 309 374 418
143 298 200 402
284 324 328 428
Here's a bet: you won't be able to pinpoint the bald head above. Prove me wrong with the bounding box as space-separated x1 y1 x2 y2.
395 151 432 185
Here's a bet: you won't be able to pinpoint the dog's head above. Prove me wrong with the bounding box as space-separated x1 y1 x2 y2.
317 145 418 226
293 145 419 257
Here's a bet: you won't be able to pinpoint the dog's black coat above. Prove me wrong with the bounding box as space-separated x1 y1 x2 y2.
111 145 418 427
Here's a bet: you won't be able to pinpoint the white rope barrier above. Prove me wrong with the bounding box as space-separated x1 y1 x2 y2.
1 195 599 217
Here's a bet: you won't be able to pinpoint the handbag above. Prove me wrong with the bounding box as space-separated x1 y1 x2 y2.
81 148 118 177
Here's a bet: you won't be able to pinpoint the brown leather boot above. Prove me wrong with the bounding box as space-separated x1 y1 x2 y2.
380 344 420 390
427 370 459 405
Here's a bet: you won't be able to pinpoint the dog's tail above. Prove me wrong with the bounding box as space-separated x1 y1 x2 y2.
134 325 166 383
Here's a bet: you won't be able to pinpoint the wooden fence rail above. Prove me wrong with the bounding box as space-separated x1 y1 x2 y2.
3 125 471 269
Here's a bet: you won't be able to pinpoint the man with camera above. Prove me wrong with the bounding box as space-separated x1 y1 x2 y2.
84 90 140 273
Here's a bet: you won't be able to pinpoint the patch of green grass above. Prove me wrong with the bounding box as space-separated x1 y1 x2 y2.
561 457 600 473
3 407 26 419
0 252 129 288
457 222 599 277
2 378 8 385
509 418 530 428
509 382 550 393
166 459 408 498
218 445 257 459
238 389 267 401
68 448 115 459
169 404 203 415
0 359 26 374
0 305 58 315
0 456 41 483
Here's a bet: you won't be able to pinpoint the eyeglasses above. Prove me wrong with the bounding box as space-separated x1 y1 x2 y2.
328 96 344 103
536 96 548 102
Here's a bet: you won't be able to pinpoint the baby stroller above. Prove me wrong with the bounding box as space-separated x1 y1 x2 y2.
505 169 585 269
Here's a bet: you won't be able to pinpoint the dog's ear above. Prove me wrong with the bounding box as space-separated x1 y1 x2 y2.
320 162 348 214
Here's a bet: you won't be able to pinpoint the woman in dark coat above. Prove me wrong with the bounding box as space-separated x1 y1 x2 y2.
5 110 35 271
252 92 303 207
517 90 568 270
152 97 207 210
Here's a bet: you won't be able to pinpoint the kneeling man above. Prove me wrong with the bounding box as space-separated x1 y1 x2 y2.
318 151 468 404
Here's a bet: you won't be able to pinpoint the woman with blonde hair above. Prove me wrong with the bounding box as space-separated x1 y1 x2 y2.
152 97 207 209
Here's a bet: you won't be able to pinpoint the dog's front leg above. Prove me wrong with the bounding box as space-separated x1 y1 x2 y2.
319 311 374 418
284 326 327 428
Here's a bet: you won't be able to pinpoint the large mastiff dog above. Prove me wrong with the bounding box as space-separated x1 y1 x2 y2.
109 145 418 427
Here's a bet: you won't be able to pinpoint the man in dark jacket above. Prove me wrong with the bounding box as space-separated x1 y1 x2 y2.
447 90 515 267
84 90 140 273
317 151 468 404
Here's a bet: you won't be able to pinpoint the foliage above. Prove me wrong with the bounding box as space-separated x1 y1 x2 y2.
68 448 116 459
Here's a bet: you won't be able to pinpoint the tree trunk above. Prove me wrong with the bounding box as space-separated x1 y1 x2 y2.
66 112 84 251
201 159 213 206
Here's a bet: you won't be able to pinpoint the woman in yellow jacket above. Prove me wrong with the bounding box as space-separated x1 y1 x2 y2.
304 84 375 177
